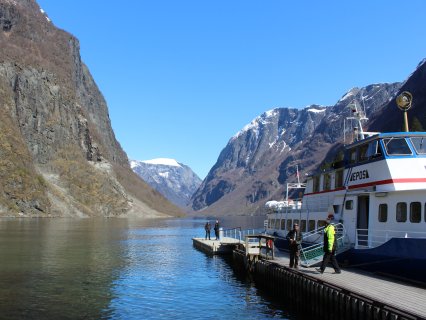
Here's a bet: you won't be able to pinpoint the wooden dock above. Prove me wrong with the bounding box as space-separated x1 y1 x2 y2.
233 249 426 320
192 237 242 255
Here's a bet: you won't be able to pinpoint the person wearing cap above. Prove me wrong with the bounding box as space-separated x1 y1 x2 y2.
317 215 341 274
286 223 302 269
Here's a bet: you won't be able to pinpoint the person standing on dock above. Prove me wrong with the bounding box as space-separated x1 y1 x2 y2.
317 215 341 274
214 220 220 240
205 221 211 240
286 223 302 268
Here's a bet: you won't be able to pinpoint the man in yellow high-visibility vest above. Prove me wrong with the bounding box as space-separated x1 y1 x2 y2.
317 214 341 274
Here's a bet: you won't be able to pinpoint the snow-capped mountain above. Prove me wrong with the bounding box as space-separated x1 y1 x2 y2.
190 81 403 215
131 158 202 208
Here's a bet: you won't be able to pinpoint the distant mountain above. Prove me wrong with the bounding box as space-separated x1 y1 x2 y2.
0 0 182 217
190 78 405 215
131 158 202 208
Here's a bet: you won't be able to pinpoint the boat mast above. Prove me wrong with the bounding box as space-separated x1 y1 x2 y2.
285 165 306 201
346 100 369 142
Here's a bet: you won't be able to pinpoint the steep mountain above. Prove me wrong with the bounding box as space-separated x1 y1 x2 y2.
191 81 403 216
0 0 182 217
130 158 202 209
368 59 426 133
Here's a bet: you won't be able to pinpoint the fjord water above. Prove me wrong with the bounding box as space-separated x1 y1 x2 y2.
0 217 293 319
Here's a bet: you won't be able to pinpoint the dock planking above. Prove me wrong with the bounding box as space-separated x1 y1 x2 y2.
270 251 426 319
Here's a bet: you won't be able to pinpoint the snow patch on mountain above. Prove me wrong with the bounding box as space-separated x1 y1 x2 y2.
142 158 181 167
39 8 51 22
232 108 279 140
159 172 170 178
338 88 359 103
306 108 326 113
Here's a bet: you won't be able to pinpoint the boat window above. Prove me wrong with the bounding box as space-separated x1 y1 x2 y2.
308 220 316 231
410 202 421 223
396 202 407 222
425 203 426 222
281 219 286 230
349 148 357 164
286 219 292 231
313 176 320 193
300 220 307 232
293 219 299 228
358 143 369 162
274 219 280 229
378 204 387 222
335 170 344 188
323 173 331 191
345 200 354 210
367 140 383 159
333 204 340 214
410 137 426 155
383 138 412 155
318 220 327 228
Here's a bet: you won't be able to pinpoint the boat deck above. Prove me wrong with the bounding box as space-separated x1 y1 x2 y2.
273 251 426 319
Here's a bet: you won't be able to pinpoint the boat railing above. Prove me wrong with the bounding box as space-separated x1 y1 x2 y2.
299 223 351 267
266 207 302 215
302 225 326 242
355 228 426 249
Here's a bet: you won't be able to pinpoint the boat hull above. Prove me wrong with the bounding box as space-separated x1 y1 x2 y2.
337 238 426 284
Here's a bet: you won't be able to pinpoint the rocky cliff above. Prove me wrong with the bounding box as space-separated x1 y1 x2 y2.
0 0 182 217
131 158 202 209
191 81 403 216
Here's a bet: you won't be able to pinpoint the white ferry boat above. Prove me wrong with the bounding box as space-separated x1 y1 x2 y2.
265 92 426 283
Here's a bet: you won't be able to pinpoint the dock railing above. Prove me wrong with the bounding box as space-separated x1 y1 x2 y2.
222 227 264 242
245 234 275 260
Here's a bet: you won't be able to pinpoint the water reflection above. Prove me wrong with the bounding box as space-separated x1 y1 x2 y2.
0 217 292 320
0 218 127 319
108 217 291 320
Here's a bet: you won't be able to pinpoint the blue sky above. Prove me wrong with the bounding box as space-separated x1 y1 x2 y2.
37 0 426 178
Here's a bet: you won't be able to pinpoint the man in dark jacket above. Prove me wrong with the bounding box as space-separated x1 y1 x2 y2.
286 223 302 268
214 220 220 240
204 222 211 240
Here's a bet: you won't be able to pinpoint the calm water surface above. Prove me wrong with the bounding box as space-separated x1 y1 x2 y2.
0 217 293 319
